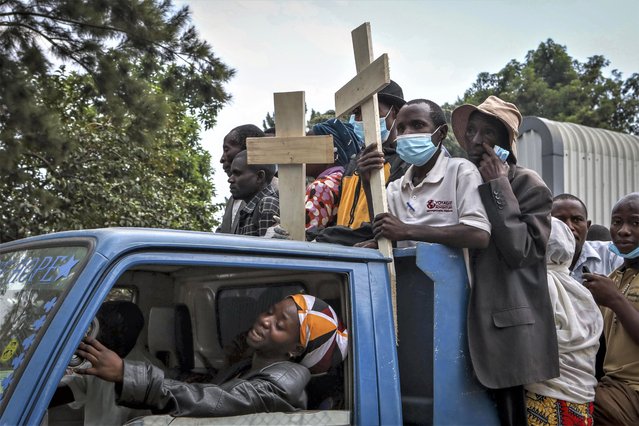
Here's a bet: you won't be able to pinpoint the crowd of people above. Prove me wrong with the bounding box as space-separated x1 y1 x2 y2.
53 80 638 425
212 80 638 425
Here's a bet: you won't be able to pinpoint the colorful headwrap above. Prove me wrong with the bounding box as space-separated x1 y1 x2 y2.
311 118 364 168
288 294 348 374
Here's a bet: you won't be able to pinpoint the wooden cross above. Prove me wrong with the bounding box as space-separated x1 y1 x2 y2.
246 91 334 241
335 22 398 336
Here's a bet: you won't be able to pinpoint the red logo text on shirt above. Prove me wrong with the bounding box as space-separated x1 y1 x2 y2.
426 199 453 212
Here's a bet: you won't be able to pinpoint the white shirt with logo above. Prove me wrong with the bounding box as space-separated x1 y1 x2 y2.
386 153 491 249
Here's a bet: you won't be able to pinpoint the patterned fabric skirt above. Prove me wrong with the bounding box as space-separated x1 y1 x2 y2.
526 391 594 426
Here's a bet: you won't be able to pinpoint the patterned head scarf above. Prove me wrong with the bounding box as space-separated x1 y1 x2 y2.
311 118 364 168
288 294 348 374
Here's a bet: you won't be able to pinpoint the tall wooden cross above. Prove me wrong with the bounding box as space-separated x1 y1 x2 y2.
246 91 334 241
335 22 398 335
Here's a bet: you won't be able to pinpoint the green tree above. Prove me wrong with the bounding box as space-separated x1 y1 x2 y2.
458 39 639 134
308 108 336 128
0 0 232 241
0 0 233 173
262 112 275 130
1 70 219 242
262 108 336 132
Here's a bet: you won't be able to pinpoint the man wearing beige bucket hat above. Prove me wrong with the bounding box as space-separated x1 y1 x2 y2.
451 96 560 425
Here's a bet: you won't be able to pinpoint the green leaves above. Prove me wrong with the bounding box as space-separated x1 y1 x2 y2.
460 39 639 135
0 1 230 242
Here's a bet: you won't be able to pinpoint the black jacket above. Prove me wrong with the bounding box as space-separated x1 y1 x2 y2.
117 360 310 417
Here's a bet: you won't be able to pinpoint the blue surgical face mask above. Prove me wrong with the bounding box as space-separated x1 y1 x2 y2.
395 128 442 166
349 108 393 144
609 242 639 259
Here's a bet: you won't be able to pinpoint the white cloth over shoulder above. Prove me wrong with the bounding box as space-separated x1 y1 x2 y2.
525 218 603 403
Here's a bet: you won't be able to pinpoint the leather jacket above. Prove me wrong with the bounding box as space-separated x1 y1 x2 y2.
116 360 310 417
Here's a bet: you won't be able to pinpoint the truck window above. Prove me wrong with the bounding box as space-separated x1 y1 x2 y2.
216 283 305 349
0 246 88 403
47 260 351 425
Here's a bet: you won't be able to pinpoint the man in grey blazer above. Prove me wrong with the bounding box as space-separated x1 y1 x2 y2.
452 96 560 425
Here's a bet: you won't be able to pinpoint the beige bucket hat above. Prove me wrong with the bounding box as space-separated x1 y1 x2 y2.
451 95 522 149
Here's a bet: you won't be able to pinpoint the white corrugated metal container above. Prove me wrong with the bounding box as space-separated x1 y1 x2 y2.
517 117 639 226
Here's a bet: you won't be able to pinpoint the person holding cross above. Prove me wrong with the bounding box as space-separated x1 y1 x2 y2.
336 80 410 230
355 98 491 249
227 150 279 237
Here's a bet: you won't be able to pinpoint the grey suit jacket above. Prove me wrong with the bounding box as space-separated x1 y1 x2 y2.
467 164 560 389
216 197 243 234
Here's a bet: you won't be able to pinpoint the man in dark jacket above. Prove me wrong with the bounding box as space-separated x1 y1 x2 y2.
451 96 560 425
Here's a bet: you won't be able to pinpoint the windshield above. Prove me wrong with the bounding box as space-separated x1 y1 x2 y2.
0 246 88 403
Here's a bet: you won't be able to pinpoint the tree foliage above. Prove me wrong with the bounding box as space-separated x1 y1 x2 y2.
1 0 233 172
459 39 639 134
1 70 220 242
262 111 275 131
308 108 336 128
0 0 232 242
262 108 336 132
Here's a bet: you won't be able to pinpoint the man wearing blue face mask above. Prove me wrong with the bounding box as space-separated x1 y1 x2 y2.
348 79 403 147
356 99 491 250
583 192 639 425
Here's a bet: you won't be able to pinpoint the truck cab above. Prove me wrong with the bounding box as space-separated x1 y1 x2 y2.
0 228 497 425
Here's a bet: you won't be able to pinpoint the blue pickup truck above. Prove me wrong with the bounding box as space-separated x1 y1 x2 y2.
0 228 499 425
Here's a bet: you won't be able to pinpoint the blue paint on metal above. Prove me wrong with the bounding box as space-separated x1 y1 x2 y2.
350 264 381 425
0 230 396 425
368 261 403 425
0 228 389 265
415 243 499 425
0 228 493 425
1 252 110 426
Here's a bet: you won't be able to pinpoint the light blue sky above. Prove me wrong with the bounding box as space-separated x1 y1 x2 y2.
180 0 639 209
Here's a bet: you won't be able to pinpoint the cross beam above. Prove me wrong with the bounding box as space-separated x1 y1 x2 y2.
335 22 398 337
246 91 333 241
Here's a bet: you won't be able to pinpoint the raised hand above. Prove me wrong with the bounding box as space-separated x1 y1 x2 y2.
75 338 125 383
478 142 509 182
356 143 385 182
583 272 623 308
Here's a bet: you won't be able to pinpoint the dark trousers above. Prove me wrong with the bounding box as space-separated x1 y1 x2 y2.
492 385 528 426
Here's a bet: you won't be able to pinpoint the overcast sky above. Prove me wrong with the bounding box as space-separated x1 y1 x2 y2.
178 0 639 214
